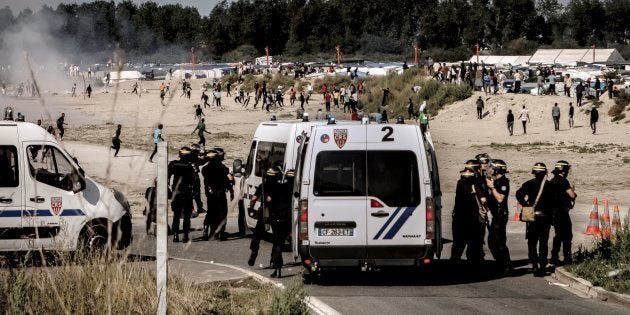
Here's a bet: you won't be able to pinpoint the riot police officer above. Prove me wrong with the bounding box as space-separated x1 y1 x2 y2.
485 159 512 273
201 149 234 241
168 147 196 243
268 168 294 278
516 162 555 276
247 166 280 266
550 160 577 266
451 163 486 266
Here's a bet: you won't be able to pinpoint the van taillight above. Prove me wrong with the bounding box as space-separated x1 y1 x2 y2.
426 197 435 239
299 199 308 240
370 199 383 208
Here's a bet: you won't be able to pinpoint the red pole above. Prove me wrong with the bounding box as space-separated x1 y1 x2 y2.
265 47 269 66
191 47 195 73
414 44 418 66
592 44 596 63
476 43 479 64
336 45 341 67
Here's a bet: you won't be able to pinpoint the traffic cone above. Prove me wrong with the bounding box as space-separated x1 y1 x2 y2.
585 197 600 236
513 203 521 221
600 200 611 239
611 204 622 238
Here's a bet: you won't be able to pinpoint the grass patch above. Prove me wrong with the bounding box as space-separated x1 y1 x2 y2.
567 219 630 294
0 250 302 314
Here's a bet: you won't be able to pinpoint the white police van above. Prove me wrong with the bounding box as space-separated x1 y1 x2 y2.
0 121 132 252
234 117 329 231
292 122 442 273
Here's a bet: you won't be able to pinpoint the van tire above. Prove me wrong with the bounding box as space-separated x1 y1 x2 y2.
80 222 110 254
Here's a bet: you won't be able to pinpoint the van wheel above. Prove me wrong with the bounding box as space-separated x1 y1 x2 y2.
81 222 110 254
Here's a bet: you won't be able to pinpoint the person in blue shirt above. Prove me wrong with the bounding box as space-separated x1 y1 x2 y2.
149 124 164 163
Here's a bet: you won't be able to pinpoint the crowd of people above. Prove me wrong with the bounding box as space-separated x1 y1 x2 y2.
453 154 576 277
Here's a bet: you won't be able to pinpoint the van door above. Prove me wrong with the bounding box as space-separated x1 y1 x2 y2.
22 143 84 247
424 132 443 258
365 126 424 257
308 126 367 259
0 128 23 250
292 135 308 260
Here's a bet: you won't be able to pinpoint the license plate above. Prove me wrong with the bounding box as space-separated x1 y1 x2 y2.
318 228 354 236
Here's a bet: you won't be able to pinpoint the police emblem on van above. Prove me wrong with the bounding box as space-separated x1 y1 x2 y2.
51 197 62 215
333 129 348 148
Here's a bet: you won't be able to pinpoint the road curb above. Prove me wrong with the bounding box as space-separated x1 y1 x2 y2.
553 267 630 307
170 258 340 315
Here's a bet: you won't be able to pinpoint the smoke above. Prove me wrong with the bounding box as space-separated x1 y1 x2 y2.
0 11 81 92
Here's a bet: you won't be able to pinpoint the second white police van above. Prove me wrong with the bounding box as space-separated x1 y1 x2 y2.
292 121 442 274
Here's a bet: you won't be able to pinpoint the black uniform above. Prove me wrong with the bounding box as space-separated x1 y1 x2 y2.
267 175 294 273
249 179 273 256
202 159 233 240
168 159 196 242
550 175 574 264
451 179 486 265
487 176 511 270
515 176 556 274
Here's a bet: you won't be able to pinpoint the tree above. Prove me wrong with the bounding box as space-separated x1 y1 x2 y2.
566 0 606 46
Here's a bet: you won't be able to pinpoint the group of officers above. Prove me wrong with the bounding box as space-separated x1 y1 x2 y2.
160 145 293 278
452 153 577 276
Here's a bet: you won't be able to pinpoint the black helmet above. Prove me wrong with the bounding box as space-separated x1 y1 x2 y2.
492 159 508 174
285 169 296 178
179 146 192 158
190 143 201 153
213 147 226 161
475 153 490 164
464 159 480 170
266 166 281 177
531 162 547 174
460 168 476 179
552 160 571 174
205 149 219 160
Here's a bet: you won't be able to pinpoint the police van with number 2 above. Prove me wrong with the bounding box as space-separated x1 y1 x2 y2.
292 121 442 274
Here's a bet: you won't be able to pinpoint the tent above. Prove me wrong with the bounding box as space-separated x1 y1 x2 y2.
529 49 626 65
468 55 531 65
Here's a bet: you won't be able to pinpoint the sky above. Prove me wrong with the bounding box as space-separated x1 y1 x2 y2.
2 0 223 17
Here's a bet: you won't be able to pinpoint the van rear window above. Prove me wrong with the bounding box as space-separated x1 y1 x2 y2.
313 150 420 206
0 146 19 187
254 141 286 176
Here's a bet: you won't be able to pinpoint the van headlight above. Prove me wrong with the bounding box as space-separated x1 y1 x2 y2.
112 189 131 219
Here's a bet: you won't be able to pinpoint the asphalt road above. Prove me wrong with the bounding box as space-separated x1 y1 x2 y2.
127 194 629 315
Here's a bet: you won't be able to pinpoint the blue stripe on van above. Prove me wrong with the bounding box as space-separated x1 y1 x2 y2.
383 207 416 240
373 207 401 240
0 209 85 217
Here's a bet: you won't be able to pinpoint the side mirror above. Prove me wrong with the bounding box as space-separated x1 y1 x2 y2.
233 159 243 178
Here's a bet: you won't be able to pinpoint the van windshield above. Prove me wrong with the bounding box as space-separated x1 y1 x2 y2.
254 141 287 176
313 150 420 206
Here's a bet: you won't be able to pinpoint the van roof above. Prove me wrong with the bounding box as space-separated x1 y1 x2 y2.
1 121 58 143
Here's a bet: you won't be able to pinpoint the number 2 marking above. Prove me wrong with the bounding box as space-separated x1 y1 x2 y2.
381 126 394 142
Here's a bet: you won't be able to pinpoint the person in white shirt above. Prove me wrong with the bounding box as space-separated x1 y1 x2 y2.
519 105 530 134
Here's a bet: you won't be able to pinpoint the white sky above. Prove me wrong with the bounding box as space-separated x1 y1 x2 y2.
2 0 222 17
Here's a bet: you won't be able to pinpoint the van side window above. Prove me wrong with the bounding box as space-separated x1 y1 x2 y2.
0 146 19 187
367 151 420 207
245 141 256 176
314 151 365 196
27 145 77 191
254 141 286 176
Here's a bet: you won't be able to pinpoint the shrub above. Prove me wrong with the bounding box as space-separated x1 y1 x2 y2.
269 275 309 315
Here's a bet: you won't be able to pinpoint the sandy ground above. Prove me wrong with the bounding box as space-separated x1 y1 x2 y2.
4 77 630 247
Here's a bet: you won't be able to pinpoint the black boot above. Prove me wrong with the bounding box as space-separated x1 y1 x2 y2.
202 225 210 241
173 234 180 243
248 251 258 266
271 268 281 278
182 234 190 243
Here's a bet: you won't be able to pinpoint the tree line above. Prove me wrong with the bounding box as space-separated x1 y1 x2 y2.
0 0 628 63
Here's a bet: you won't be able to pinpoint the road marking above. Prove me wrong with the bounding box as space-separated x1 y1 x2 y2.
170 257 341 315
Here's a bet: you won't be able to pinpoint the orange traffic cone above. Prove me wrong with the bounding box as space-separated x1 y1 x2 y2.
513 203 521 221
611 204 622 238
585 197 600 236
600 200 611 239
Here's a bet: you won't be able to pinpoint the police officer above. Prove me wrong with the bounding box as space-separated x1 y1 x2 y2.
189 144 205 217
202 149 234 241
516 162 555 276
247 166 280 266
550 160 577 266
268 168 295 278
450 162 486 266
168 147 196 243
485 159 512 273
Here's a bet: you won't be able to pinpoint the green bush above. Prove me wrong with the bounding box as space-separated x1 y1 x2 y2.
567 215 630 294
269 275 309 315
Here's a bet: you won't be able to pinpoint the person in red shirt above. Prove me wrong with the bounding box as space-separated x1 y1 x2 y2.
324 91 332 112
321 83 327 95
351 110 359 120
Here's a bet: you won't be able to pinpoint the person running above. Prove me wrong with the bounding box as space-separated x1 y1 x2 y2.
149 124 164 163
56 113 67 139
519 105 530 134
201 91 210 108
191 118 211 148
111 124 122 157
195 104 205 121
131 82 139 94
